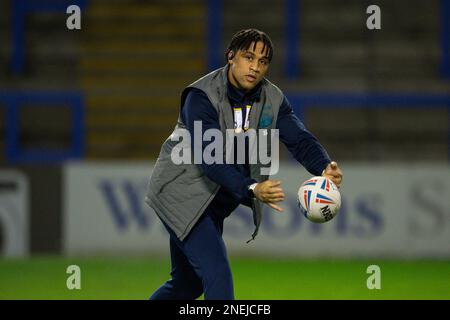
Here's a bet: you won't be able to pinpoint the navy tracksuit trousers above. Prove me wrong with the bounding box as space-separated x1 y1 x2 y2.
149 207 234 300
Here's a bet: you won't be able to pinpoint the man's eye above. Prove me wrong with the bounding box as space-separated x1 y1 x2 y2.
260 60 268 66
245 55 253 61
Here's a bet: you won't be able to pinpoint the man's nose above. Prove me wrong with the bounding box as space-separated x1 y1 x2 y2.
250 61 260 73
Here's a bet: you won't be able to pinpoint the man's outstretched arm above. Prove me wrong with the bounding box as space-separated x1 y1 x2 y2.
277 96 343 187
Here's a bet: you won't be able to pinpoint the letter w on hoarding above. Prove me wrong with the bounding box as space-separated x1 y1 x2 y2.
98 180 149 231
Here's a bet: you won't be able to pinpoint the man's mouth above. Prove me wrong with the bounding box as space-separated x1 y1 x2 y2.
246 75 256 82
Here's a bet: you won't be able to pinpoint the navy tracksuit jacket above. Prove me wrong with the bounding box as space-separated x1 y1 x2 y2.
150 79 331 300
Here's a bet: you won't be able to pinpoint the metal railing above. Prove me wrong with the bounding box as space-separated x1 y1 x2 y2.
0 91 85 163
287 92 450 160
10 0 87 74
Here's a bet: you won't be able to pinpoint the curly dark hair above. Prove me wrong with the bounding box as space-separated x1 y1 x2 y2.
225 29 274 63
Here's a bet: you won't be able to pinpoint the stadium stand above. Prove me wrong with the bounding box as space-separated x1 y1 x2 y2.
0 0 449 163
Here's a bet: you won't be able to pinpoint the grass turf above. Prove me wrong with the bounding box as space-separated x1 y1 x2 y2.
0 256 449 299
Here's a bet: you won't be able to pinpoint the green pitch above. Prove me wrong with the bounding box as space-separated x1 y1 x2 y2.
0 256 449 299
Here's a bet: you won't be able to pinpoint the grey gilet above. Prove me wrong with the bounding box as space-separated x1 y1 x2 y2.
145 66 284 241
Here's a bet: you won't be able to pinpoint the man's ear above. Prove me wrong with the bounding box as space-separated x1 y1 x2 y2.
227 51 235 63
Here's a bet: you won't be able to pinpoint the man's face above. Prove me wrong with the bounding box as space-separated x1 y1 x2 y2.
227 41 270 91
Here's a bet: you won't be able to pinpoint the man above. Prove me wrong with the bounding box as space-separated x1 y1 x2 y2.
146 29 343 300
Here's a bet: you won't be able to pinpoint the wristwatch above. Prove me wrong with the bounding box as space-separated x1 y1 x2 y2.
248 183 258 198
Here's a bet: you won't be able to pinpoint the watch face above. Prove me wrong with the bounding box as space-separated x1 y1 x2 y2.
248 184 256 198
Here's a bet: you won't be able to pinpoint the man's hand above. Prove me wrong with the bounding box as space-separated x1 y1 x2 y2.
322 161 343 188
253 180 285 212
